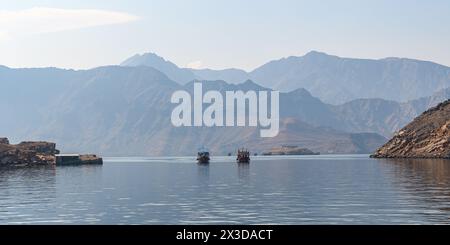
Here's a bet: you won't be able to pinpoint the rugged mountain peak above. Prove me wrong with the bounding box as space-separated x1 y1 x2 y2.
120 52 197 84
183 79 268 92
288 88 313 97
239 79 268 90
372 100 450 158
303 50 331 58
121 52 168 66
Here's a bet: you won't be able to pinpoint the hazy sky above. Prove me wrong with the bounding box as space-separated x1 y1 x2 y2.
0 0 449 71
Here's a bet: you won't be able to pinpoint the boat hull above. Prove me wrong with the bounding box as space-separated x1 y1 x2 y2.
237 158 250 163
197 156 210 164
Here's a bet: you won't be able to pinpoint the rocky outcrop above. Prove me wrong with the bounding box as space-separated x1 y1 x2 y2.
0 138 60 166
263 145 320 156
371 100 450 158
0 138 9 144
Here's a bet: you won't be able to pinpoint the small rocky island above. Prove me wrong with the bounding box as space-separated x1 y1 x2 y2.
263 145 320 156
0 137 102 166
371 100 450 159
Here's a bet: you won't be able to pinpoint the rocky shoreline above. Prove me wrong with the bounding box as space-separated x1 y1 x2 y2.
0 137 102 167
0 138 59 166
371 100 450 159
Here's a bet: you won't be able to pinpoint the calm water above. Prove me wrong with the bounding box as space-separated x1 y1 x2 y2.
1 155 450 224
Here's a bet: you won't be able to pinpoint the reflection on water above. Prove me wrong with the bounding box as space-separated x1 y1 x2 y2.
0 155 450 224
381 158 450 183
237 163 250 182
377 158 450 223
197 163 210 184
0 166 57 224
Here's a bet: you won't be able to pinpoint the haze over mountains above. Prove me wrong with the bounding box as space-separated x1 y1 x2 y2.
122 51 450 104
2 51 450 156
0 65 383 155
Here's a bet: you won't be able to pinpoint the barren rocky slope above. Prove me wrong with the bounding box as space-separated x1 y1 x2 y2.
372 100 450 158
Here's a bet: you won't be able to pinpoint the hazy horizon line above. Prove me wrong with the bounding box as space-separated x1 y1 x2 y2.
2 50 449 72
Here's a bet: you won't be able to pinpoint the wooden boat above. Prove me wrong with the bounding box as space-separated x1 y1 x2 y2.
197 151 210 164
236 148 250 163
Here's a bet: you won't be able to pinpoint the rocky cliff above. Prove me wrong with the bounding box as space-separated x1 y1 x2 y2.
0 138 9 144
0 138 60 166
371 100 450 158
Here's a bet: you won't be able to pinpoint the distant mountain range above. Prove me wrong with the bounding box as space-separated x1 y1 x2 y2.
0 65 375 155
121 51 450 104
2 51 450 156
